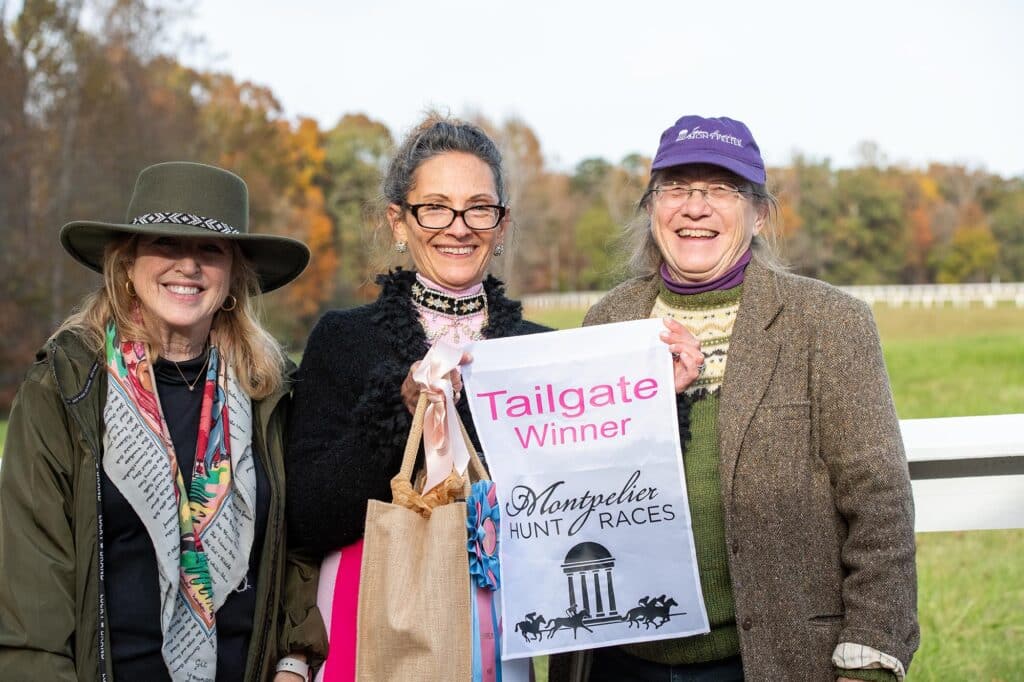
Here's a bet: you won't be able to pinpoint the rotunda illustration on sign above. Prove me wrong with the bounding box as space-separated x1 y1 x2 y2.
561 541 620 624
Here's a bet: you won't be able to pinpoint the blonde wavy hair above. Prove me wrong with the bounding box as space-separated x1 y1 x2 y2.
53 235 286 399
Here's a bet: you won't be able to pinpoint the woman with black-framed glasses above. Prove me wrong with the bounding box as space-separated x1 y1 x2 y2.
283 114 549 673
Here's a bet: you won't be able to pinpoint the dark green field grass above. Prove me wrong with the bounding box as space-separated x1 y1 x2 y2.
873 305 1024 419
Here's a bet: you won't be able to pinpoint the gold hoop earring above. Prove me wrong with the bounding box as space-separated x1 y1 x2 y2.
125 280 136 297
221 295 237 312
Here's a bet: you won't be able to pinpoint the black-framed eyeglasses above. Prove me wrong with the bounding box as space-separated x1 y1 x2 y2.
404 203 506 231
647 183 751 210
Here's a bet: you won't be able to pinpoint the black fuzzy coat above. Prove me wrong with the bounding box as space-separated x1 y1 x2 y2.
285 270 549 553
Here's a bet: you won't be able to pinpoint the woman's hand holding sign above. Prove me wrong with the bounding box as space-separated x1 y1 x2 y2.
659 317 703 394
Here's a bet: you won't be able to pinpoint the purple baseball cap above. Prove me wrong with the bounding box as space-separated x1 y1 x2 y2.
651 115 766 184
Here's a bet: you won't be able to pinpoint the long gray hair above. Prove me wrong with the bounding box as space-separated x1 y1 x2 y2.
623 168 786 277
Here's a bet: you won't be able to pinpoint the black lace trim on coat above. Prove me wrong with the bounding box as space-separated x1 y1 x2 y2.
676 391 693 448
357 269 529 456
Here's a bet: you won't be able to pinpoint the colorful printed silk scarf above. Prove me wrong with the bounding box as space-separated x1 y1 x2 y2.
102 323 256 682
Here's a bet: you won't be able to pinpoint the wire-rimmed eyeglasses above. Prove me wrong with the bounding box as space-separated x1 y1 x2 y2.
647 183 752 210
404 202 506 231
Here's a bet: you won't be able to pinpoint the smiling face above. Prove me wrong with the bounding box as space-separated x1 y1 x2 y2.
388 151 507 291
650 164 764 284
128 235 233 357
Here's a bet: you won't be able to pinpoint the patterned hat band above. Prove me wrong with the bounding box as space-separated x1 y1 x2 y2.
131 211 240 235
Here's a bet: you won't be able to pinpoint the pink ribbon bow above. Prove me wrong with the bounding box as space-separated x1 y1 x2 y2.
412 340 473 493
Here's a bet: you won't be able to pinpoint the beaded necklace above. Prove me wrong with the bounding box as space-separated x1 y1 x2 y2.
411 277 489 346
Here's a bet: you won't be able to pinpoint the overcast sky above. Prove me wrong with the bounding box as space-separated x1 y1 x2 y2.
9 0 1024 177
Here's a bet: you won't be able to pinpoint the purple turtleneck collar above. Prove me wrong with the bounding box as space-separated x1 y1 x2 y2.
660 248 752 295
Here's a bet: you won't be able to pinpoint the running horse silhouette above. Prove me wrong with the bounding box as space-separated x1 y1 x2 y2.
546 608 593 639
622 595 679 629
644 597 678 628
514 612 547 642
622 596 652 629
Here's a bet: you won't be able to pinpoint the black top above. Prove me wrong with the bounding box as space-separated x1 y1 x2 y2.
101 353 270 682
285 270 550 553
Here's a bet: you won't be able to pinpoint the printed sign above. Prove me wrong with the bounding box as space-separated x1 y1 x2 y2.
463 319 709 659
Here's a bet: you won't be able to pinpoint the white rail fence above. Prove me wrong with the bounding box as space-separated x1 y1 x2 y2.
522 282 1024 310
903 413 1024 532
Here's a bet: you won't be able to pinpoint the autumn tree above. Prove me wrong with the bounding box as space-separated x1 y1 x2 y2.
0 0 194 407
932 202 999 283
188 76 343 342
774 155 837 279
568 156 644 290
322 113 393 302
474 115 557 293
988 178 1024 281
903 173 941 282
271 117 338 337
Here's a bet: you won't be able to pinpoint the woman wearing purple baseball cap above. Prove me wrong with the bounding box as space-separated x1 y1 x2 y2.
549 116 918 681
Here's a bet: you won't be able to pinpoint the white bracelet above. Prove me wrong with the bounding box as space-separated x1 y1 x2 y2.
276 656 310 680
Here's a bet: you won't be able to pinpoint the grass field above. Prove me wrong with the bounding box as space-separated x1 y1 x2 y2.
873 305 1024 419
523 303 1024 681
1 304 1021 679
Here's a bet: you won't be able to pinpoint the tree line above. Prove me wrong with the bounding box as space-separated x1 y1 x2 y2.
2 0 1022 410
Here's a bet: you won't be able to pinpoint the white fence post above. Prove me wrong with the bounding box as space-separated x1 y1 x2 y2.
902 414 1024 532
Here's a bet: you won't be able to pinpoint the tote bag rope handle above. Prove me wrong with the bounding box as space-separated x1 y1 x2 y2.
393 393 490 508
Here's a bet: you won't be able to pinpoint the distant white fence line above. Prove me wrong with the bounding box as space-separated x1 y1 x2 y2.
522 282 1024 310
844 282 1024 308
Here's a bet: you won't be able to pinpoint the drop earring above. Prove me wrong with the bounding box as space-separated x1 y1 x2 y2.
395 241 408 254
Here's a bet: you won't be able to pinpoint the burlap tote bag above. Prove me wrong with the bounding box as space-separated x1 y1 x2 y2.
355 393 490 681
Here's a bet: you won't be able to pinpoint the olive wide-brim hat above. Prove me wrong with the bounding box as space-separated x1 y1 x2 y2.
60 161 311 293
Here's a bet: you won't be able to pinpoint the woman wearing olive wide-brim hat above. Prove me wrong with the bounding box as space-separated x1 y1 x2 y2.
0 162 327 682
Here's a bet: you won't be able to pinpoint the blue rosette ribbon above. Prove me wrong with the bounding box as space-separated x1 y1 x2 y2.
466 480 500 590
467 479 502 681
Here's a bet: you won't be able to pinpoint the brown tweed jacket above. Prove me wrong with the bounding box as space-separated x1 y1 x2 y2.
549 259 919 681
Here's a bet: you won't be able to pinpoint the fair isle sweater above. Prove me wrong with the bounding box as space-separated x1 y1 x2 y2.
620 285 742 665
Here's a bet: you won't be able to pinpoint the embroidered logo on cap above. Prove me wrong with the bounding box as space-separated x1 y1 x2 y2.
675 126 744 148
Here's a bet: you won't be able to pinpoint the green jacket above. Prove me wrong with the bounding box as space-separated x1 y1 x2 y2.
0 330 328 681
